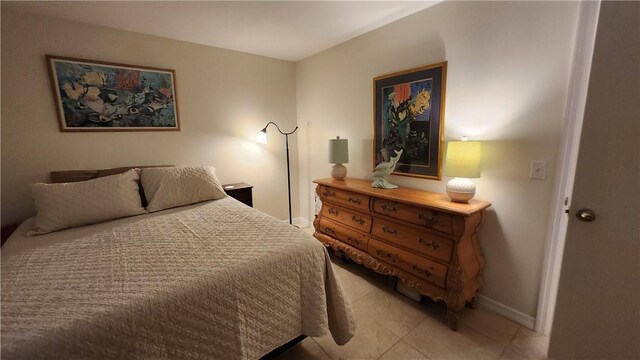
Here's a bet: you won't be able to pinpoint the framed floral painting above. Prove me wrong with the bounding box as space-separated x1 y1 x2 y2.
47 55 180 131
373 61 447 180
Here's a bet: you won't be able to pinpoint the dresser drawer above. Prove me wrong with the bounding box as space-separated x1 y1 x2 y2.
319 185 371 213
318 218 369 251
371 219 453 263
321 204 372 233
373 198 453 234
369 239 447 288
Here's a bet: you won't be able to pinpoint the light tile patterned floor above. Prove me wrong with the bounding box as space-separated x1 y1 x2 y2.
276 252 549 360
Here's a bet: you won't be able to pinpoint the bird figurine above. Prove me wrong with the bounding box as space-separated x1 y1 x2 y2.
372 149 403 189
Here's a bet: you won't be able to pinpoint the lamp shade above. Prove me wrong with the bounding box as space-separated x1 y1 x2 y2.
255 130 267 144
329 137 349 164
444 140 481 178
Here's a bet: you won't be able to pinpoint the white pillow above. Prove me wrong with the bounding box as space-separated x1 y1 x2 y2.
141 166 227 212
28 169 147 236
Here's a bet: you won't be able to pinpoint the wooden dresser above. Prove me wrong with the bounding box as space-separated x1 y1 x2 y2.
313 178 491 330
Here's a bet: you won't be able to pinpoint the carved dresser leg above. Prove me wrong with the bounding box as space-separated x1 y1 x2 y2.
467 293 479 309
446 307 461 331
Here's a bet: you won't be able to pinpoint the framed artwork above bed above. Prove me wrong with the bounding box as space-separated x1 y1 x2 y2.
373 61 447 180
46 55 180 132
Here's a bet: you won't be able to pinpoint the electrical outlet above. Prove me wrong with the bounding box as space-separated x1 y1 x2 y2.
530 160 547 180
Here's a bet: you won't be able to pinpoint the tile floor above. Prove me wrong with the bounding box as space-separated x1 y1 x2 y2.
275 252 549 360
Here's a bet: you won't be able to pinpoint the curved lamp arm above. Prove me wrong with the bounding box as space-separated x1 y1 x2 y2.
256 121 298 144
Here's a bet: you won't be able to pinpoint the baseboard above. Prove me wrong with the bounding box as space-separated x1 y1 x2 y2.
478 295 536 330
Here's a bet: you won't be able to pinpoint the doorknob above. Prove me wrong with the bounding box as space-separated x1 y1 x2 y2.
575 208 596 222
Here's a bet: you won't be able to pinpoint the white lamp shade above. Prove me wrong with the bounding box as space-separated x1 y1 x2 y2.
329 138 349 164
444 141 481 178
256 130 267 144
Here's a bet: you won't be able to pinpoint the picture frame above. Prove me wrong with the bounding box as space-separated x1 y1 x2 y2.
373 61 447 180
46 55 180 132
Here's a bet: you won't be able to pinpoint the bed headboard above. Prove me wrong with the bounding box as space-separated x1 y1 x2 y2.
50 165 173 207
50 165 172 183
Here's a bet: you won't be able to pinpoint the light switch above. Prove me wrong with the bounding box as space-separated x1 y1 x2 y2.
530 160 547 180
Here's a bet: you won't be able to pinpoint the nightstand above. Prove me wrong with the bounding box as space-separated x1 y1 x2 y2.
222 182 253 207
1 223 19 247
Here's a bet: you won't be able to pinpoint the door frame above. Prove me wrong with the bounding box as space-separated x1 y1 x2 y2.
535 0 601 335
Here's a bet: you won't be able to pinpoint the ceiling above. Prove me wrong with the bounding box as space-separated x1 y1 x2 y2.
4 1 439 62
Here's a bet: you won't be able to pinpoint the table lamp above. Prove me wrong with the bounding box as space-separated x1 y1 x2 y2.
444 137 481 203
329 136 349 180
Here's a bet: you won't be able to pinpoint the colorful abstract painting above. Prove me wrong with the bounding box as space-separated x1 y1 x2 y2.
47 55 179 131
374 62 447 180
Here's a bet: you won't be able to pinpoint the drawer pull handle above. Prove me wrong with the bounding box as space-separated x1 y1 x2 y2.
418 238 441 250
347 236 362 246
418 212 440 226
381 204 398 212
412 264 433 277
381 225 398 236
349 197 362 204
375 249 398 263
323 190 336 197
323 227 336 236
328 208 340 215
352 215 365 225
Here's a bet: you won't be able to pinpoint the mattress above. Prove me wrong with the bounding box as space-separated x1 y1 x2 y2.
1 197 356 359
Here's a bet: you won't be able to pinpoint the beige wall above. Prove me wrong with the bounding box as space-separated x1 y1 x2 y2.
1 8 299 226
296 1 579 317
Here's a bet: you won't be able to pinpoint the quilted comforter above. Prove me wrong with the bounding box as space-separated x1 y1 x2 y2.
1 197 356 359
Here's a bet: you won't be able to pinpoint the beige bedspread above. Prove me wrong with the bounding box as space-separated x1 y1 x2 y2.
1 197 356 359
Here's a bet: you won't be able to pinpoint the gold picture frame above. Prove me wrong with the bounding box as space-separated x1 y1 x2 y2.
373 61 447 180
47 55 180 132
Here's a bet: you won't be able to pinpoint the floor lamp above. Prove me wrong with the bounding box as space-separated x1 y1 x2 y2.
256 122 299 225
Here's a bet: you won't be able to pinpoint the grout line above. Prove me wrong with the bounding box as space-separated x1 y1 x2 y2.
360 309 397 336
400 315 427 340
507 326 522 347
311 337 335 360
375 337 403 360
497 344 509 360
506 346 530 360
353 295 430 358
496 325 523 360
454 322 510 356
503 327 534 360
335 274 377 303
350 293 369 307
355 309 406 358
452 305 526 349
398 318 434 359
406 341 434 360
402 317 425 336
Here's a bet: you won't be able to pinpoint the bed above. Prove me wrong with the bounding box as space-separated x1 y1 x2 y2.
1 167 356 359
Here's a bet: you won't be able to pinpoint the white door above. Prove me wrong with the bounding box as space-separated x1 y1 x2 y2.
548 1 639 359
